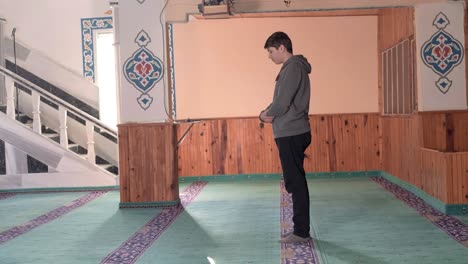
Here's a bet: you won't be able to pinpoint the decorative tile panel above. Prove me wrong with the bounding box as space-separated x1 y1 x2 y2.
168 24 176 119
123 30 164 110
421 12 464 94
81 17 113 82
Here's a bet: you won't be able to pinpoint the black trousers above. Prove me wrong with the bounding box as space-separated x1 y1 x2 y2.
275 131 311 238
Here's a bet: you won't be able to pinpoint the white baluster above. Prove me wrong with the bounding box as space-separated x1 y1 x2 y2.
58 106 68 148
31 90 41 134
5 76 15 119
86 121 96 164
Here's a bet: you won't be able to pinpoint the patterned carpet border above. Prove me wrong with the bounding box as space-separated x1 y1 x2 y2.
372 177 468 248
100 181 208 264
280 181 320 264
0 191 108 244
0 193 16 200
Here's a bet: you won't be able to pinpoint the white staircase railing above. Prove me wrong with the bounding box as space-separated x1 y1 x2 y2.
0 65 117 167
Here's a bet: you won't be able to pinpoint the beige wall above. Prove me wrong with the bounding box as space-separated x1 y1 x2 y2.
173 16 378 119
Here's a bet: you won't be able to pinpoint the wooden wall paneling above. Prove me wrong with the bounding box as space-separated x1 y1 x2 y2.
332 115 347 171
164 125 179 200
419 112 468 152
306 115 332 173
453 112 468 151
448 153 456 203
210 119 226 175
127 126 145 202
338 115 356 171
420 113 446 151
118 125 130 202
445 113 454 152
381 116 420 185
330 114 381 172
456 153 465 204
378 7 414 116
177 118 283 177
409 116 422 185
177 121 214 177
224 119 243 174
239 119 280 174
378 7 414 52
449 152 468 204
420 148 448 203
381 118 392 174
411 115 423 186
324 115 336 172
358 114 380 169
177 114 380 177
118 123 178 203
233 9 379 19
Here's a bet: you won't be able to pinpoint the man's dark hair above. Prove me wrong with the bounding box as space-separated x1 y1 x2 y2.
264 31 293 53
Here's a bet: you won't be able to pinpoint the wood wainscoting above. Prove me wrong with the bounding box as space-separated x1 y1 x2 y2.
118 123 179 205
176 111 467 204
381 115 421 186
420 111 468 152
176 113 381 177
382 112 468 204
420 149 468 204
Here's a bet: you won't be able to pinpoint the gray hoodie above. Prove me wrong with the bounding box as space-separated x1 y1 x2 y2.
266 55 311 138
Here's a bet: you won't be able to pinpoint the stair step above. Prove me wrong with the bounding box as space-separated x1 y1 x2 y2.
69 144 87 154
42 127 57 134
78 153 88 160
24 121 33 128
68 143 79 148
16 113 32 123
43 132 59 138
98 164 113 170
106 165 119 175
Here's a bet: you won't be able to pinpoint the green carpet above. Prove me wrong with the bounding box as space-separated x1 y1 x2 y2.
136 179 280 264
0 191 162 264
309 177 468 264
0 192 88 232
0 177 467 264
455 215 468 225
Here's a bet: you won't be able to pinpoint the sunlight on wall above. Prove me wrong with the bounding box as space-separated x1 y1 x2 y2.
96 32 117 129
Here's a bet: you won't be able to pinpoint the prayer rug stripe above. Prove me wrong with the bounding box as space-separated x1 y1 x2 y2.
0 193 16 200
280 181 320 264
100 181 208 264
0 191 108 244
372 177 468 248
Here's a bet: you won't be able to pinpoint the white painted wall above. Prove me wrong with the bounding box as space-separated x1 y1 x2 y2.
0 0 110 75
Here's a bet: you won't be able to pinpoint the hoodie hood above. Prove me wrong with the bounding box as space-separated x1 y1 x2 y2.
283 55 312 74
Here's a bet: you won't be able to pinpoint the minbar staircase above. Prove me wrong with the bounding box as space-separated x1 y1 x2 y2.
1 109 118 175
0 65 119 188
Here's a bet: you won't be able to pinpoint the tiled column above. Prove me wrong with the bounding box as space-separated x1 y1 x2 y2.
114 0 178 206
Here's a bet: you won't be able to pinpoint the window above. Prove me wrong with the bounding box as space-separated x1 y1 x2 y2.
382 38 416 115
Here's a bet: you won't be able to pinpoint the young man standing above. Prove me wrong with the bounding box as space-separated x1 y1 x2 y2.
260 31 312 243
